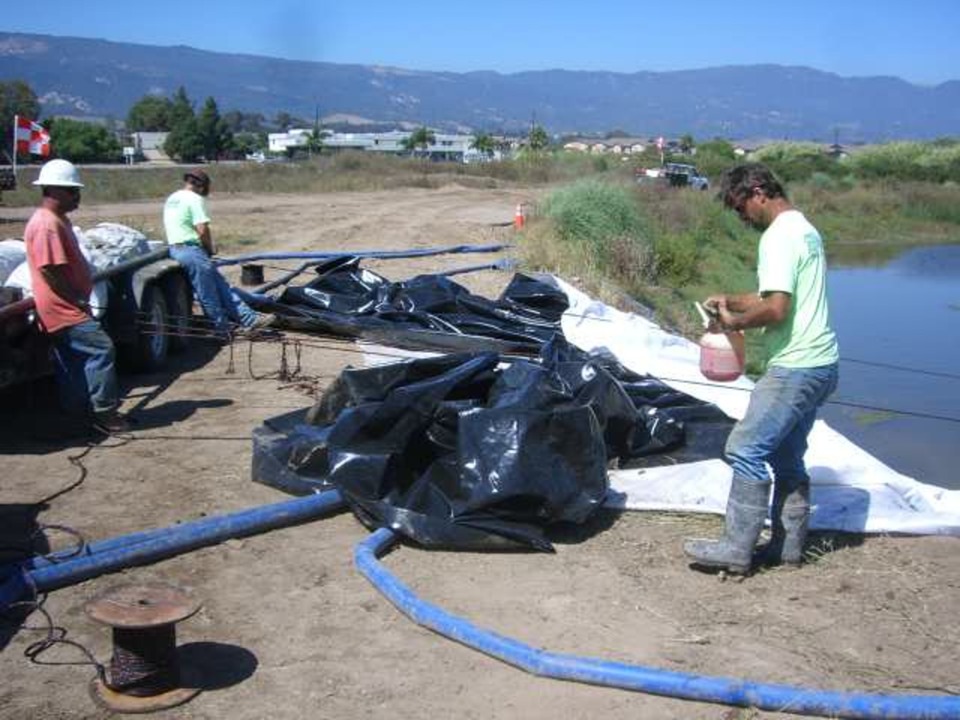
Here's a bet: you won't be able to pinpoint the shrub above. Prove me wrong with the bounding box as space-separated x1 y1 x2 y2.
541 179 649 265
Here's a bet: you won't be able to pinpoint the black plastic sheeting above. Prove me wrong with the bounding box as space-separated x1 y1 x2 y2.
263 256 570 355
253 337 733 551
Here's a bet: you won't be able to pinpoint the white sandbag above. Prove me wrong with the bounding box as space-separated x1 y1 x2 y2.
4 261 32 297
77 223 151 271
0 239 26 285
3 260 106 319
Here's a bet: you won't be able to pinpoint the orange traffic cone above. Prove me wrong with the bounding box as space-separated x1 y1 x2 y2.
514 204 525 230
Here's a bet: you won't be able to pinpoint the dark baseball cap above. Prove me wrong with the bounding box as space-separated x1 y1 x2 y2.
184 168 210 187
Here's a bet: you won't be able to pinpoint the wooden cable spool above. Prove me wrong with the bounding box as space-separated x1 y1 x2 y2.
84 583 203 713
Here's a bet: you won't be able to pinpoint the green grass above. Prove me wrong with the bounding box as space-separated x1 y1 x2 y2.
1 150 635 207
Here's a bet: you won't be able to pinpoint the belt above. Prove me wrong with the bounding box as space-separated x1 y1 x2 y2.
170 242 201 248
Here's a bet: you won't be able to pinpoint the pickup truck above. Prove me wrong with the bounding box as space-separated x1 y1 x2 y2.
0 247 193 391
663 163 710 190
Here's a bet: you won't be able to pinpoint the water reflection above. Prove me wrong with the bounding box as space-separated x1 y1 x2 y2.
822 244 960 490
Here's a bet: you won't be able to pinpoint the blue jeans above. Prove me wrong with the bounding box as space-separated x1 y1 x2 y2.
52 319 120 415
169 245 257 333
725 363 839 487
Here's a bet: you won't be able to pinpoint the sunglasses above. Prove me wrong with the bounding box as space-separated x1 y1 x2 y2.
731 187 759 218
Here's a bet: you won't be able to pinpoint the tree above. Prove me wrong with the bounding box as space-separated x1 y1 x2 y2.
164 117 204 163
168 87 195 129
49 118 121 163
126 95 173 131
305 128 324 157
232 131 265 157
679 133 696 154
401 126 436 156
470 132 495 159
163 87 204 162
223 110 267 134
0 80 40 160
527 124 550 152
197 97 233 161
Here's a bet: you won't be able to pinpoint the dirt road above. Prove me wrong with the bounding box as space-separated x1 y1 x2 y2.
1 186 958 719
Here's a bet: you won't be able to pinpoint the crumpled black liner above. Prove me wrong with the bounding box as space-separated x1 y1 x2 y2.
267 257 569 354
252 337 733 551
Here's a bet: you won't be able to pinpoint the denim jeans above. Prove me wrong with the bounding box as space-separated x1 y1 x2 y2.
169 245 257 333
725 363 839 487
51 319 120 415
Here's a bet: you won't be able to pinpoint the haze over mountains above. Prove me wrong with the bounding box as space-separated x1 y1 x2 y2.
2 32 959 142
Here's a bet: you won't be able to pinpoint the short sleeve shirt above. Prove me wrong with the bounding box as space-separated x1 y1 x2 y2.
24 207 92 333
757 210 839 368
163 189 210 245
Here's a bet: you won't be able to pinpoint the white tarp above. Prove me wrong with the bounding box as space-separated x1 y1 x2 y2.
554 277 960 536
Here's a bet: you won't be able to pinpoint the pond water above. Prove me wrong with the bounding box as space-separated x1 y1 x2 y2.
821 244 960 490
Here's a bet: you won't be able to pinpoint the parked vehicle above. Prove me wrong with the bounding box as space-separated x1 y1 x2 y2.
0 248 192 391
663 163 710 190
0 166 15 204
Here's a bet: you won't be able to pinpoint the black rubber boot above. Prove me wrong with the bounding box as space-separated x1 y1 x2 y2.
758 482 809 567
684 477 771 574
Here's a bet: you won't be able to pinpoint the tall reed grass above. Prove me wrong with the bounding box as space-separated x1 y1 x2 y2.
517 171 960 369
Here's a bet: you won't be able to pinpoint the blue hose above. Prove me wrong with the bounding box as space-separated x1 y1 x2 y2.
355 527 960 720
214 243 507 267
0 491 346 610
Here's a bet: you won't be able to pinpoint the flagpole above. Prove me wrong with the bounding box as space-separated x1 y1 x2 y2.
12 114 18 178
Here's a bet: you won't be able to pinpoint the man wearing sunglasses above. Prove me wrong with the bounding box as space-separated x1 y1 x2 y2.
24 159 129 434
684 162 839 575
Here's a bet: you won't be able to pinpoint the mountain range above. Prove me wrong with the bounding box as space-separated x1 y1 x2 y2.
2 32 959 142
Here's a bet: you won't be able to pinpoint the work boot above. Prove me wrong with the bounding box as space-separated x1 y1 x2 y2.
684 477 771 574
92 410 132 435
757 482 809 567
234 313 279 339
249 312 278 330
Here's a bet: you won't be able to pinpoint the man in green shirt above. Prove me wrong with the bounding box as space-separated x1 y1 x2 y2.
163 169 273 336
684 163 839 575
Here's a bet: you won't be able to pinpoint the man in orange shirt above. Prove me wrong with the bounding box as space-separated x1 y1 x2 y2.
24 159 129 434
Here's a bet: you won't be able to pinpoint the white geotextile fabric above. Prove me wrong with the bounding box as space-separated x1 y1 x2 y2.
554 277 960 536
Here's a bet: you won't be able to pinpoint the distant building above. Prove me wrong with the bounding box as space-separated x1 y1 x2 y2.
562 137 653 156
131 132 170 162
268 128 313 154
271 130 487 162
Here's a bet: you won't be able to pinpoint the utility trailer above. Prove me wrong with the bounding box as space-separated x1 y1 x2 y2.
0 247 193 391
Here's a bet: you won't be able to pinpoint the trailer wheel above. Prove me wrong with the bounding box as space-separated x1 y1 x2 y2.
127 284 169 372
164 274 193 352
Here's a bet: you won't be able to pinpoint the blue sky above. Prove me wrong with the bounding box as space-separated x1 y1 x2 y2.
6 1 959 85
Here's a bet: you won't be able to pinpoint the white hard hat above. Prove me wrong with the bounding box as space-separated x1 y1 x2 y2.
33 159 84 188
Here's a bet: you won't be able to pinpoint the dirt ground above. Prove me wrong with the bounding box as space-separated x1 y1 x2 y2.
1 185 958 720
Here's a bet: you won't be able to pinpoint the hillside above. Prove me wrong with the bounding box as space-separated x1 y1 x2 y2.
2 31 959 141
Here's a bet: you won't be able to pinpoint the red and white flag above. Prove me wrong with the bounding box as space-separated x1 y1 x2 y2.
14 115 51 157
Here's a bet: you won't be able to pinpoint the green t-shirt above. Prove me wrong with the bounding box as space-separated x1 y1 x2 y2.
163 189 210 246
757 210 839 368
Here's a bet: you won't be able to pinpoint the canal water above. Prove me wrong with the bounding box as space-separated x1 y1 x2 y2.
821 244 960 490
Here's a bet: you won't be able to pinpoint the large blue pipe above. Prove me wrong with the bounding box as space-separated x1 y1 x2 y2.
214 243 507 267
355 527 960 720
0 491 346 610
